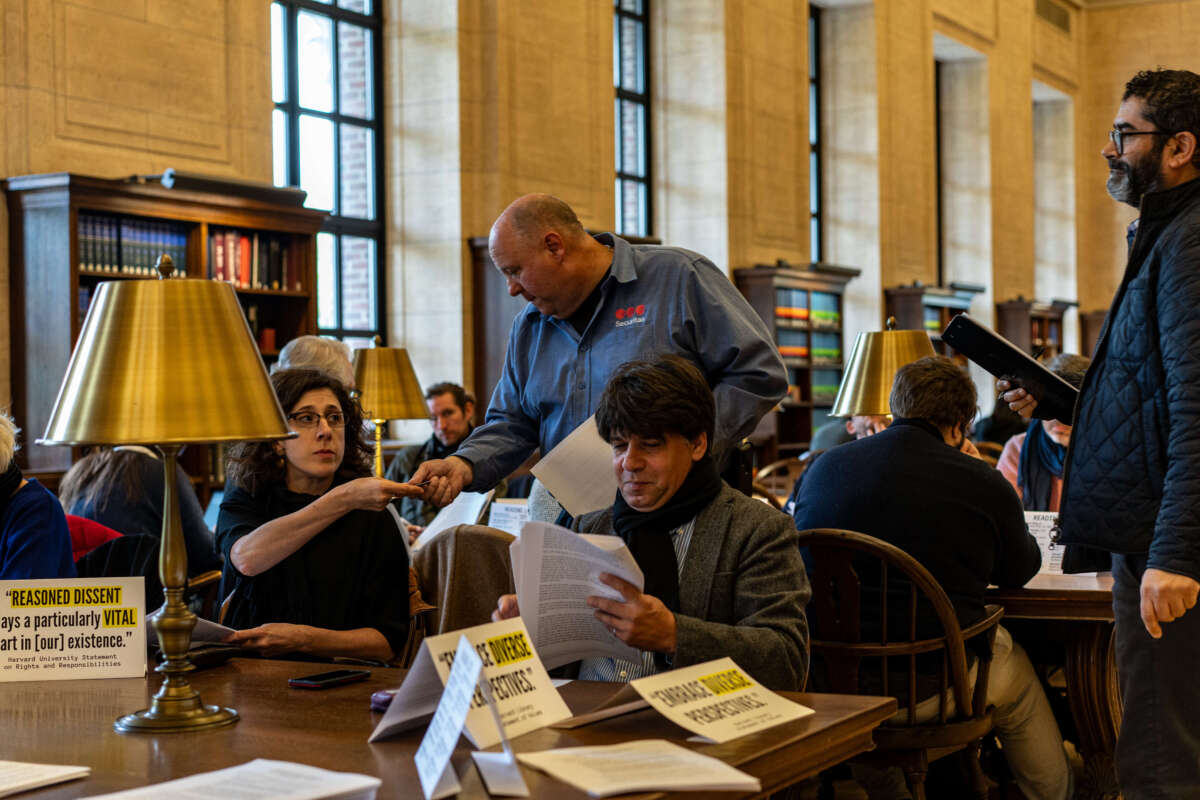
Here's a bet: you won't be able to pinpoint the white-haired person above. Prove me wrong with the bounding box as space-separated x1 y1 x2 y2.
0 414 75 578
271 335 355 390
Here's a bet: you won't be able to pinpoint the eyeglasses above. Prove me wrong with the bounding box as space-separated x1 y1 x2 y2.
1108 127 1172 156
287 411 347 429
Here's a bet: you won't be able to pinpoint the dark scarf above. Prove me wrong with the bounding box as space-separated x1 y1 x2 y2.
610 455 723 613
0 460 24 522
1018 420 1065 511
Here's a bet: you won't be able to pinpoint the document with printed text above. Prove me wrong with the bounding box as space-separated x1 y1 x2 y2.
511 521 644 669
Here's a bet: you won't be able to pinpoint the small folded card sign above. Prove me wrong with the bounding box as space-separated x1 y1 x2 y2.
414 636 530 800
630 658 813 744
0 578 146 682
369 617 570 748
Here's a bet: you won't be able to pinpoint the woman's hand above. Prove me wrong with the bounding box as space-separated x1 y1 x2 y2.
332 477 422 513
226 623 314 657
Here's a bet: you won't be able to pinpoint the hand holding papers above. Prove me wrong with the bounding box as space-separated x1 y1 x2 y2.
517 740 760 797
511 521 644 668
529 416 617 517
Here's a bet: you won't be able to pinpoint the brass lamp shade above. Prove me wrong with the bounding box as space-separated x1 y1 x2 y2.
830 326 937 417
41 278 291 445
353 347 427 476
39 258 293 734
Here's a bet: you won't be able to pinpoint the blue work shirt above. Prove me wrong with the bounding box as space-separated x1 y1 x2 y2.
457 233 787 491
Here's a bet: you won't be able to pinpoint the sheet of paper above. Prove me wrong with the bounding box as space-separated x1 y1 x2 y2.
0 761 89 798
512 521 644 668
369 617 571 748
145 607 236 647
415 637 480 800
529 416 617 517
516 739 760 797
0 577 146 682
469 669 529 797
630 658 813 744
86 759 381 800
550 682 648 729
1025 511 1096 577
413 490 495 550
487 499 529 537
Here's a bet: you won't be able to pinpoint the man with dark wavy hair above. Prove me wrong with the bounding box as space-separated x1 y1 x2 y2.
494 355 810 692
1002 68 1200 797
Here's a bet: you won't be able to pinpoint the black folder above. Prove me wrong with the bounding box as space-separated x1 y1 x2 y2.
940 314 1078 423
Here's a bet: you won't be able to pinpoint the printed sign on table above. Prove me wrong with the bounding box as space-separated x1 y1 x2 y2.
630 657 813 743
369 617 570 748
0 577 146 681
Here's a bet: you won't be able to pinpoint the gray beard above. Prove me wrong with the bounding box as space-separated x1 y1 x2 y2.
1106 159 1163 208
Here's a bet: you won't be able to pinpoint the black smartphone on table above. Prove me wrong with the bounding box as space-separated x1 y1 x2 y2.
287 668 371 690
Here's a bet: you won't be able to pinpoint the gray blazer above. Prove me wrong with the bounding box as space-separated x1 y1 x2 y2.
575 484 811 692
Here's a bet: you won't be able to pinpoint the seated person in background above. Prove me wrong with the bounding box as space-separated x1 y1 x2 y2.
783 414 890 516
385 382 495 529
271 335 355 389
0 413 74 579
809 414 890 451
793 356 1070 800
495 355 810 692
997 354 1090 512
217 369 419 662
58 447 222 575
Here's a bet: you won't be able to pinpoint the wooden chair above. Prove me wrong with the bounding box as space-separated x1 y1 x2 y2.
798 528 1004 800
750 482 783 510
754 450 825 500
975 440 1004 467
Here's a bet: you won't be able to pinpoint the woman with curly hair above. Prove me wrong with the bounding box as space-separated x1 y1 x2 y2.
217 368 421 662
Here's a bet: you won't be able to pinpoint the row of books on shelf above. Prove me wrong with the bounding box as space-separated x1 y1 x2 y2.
77 212 188 276
773 288 841 328
207 229 302 292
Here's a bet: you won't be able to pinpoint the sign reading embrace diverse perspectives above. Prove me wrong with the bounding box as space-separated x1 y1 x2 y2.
0 578 146 681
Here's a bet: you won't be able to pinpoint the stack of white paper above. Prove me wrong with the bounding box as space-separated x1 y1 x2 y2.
517 739 760 797
412 490 495 550
486 499 529 536
511 521 644 668
0 761 89 798
86 759 380 800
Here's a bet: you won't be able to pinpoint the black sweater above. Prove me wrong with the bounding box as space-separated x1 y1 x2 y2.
792 418 1040 631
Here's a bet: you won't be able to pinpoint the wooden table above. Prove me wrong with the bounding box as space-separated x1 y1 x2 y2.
1 659 896 799
988 572 1118 799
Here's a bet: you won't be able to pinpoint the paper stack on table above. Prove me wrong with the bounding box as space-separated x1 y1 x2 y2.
0 761 89 798
511 521 644 668
517 739 760 797
86 759 380 800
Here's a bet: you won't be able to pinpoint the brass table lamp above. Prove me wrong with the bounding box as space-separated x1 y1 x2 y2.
39 256 293 733
830 317 937 417
352 346 427 476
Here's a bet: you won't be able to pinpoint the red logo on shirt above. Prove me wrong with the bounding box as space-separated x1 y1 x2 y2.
615 304 647 320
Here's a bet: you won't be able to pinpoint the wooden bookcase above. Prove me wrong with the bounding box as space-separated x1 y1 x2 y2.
733 261 860 460
995 297 1075 359
4 172 327 476
885 282 984 355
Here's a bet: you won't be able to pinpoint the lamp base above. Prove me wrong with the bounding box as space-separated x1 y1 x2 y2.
115 696 238 733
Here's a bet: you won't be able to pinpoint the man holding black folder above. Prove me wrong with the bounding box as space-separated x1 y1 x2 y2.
1002 69 1200 798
